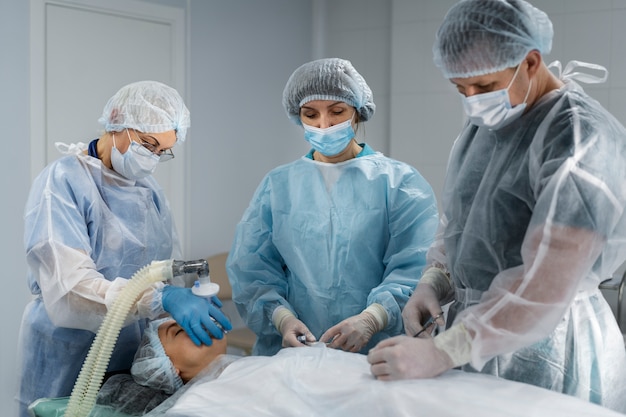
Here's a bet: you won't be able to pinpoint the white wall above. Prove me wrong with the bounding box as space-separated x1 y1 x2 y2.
321 0 392 157
185 0 313 260
0 0 31 414
3 0 626 415
390 0 461 204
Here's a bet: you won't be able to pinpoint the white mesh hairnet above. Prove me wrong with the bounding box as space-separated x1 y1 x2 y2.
433 0 553 78
130 317 183 394
282 58 375 125
98 80 190 142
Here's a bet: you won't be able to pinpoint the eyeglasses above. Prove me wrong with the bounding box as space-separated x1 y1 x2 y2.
130 130 175 162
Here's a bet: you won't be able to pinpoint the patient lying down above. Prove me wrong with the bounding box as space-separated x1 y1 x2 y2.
96 318 625 417
97 317 238 415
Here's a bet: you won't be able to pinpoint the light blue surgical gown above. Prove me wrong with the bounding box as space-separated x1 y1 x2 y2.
432 80 626 412
227 144 439 356
17 142 179 416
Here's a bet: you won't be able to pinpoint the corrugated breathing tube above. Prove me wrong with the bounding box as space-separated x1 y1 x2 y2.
64 260 174 417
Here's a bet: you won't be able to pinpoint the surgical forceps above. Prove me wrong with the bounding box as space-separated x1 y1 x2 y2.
413 312 444 337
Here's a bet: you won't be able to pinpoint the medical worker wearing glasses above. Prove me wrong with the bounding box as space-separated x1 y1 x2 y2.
17 80 231 417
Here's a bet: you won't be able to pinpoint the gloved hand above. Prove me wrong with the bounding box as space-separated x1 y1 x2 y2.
319 312 375 352
367 335 454 380
402 282 445 337
273 307 315 347
161 285 233 346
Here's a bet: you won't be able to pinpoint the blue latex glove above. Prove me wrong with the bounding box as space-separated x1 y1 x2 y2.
161 286 233 346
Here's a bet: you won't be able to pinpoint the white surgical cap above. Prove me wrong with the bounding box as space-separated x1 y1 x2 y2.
98 80 190 142
282 58 375 126
130 317 183 394
433 0 553 79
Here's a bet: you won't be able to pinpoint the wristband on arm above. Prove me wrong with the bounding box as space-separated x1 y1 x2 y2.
272 306 296 334
433 323 472 367
420 267 453 301
362 303 388 332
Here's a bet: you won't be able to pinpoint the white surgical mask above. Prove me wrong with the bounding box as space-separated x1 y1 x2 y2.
303 117 355 157
461 64 532 130
110 130 159 180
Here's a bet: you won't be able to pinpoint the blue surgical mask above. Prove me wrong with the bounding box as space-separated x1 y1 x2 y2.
461 64 532 130
110 130 160 180
302 117 355 157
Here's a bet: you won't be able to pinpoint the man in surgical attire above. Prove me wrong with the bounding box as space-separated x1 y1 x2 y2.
227 58 439 356
367 0 626 413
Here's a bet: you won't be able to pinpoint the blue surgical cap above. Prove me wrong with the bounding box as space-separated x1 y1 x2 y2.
130 317 183 394
98 80 190 142
433 0 553 79
282 58 375 126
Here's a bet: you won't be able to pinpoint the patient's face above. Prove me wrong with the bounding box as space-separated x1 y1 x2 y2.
158 320 228 382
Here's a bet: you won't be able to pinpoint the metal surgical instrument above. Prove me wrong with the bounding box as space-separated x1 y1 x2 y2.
297 334 332 347
413 312 444 338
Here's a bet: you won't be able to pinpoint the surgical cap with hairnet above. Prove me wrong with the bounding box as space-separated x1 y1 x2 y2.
433 0 553 79
98 80 190 142
131 317 183 394
282 58 375 125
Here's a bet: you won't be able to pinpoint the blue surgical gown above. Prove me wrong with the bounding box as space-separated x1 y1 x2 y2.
227 144 439 356
17 142 179 416
431 80 626 412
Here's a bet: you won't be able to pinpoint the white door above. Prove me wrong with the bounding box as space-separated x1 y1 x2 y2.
30 0 189 253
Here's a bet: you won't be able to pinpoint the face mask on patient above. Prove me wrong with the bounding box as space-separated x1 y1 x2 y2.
131 317 228 394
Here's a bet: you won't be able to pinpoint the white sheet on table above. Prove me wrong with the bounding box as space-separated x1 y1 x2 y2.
163 345 623 417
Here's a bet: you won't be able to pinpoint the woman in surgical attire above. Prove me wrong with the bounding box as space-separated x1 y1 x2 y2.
367 0 626 413
17 81 230 417
227 58 439 356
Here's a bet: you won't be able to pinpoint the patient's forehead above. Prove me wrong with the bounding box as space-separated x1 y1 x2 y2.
157 319 227 351
158 320 186 345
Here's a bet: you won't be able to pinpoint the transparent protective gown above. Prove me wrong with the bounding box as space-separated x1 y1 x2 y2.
227 147 439 356
432 80 626 411
18 143 180 415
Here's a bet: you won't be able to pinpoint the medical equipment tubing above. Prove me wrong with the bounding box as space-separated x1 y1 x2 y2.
64 259 214 417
